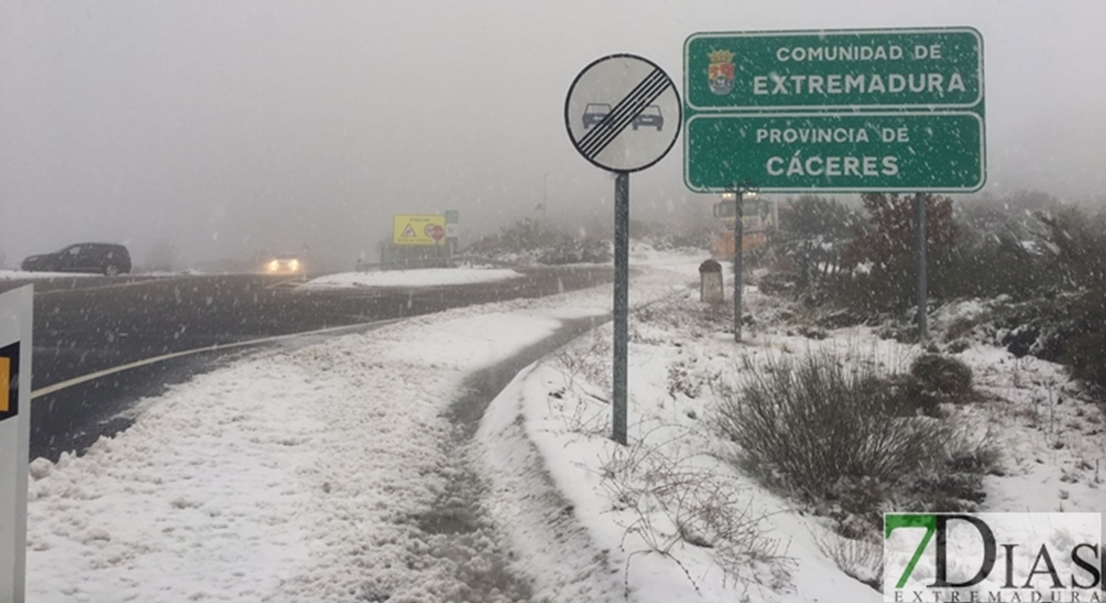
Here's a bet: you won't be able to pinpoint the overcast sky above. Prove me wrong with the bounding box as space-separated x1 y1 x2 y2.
3 0 1105 270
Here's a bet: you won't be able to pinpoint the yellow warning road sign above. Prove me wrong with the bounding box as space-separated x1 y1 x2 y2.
393 214 447 246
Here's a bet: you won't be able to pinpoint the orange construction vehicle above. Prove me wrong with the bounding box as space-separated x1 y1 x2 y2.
709 193 777 260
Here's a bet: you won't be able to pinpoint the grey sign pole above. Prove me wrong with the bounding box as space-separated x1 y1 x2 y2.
564 53 681 447
916 193 929 341
613 172 630 445
733 188 743 342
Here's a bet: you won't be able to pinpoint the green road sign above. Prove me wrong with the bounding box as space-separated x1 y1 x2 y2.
684 27 983 111
683 27 986 193
444 210 460 224
684 112 985 193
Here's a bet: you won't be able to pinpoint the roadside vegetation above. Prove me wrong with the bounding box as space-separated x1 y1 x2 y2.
465 218 612 265
765 191 1106 396
709 349 997 588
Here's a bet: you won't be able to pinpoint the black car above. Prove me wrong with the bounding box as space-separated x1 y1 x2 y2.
582 103 611 129
632 105 664 131
21 243 132 276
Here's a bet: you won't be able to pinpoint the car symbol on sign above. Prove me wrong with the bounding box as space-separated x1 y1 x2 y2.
582 103 611 129
632 105 664 131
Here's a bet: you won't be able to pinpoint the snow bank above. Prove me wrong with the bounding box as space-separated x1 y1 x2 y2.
25 291 605 602
478 253 1106 602
304 267 525 288
0 269 98 280
25 245 1102 602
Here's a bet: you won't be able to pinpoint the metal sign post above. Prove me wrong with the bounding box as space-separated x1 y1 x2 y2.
613 173 630 442
734 188 743 341
565 53 681 446
916 193 929 340
0 285 32 603
727 181 757 342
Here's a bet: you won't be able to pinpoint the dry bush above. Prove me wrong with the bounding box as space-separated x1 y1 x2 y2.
710 350 999 534
598 425 787 595
551 329 611 391
711 352 947 495
667 359 705 399
811 529 883 591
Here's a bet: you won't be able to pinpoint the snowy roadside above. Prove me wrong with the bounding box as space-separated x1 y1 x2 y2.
476 250 1106 603
303 267 525 289
24 252 697 602
0 270 99 280
27 244 1099 602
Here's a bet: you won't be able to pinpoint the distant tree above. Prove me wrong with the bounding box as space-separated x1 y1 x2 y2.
772 196 862 301
1035 205 1106 289
837 193 958 313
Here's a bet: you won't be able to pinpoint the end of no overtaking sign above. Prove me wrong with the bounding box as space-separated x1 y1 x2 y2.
565 54 682 173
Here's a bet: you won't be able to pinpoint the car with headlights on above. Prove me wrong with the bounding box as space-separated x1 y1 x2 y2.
264 252 304 275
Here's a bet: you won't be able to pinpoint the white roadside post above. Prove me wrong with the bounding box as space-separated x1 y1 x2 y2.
0 285 32 603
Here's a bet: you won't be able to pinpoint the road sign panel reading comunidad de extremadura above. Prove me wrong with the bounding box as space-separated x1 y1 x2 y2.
682 27 986 193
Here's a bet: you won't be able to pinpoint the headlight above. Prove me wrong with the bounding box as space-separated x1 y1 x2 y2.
268 261 279 271
290 259 300 269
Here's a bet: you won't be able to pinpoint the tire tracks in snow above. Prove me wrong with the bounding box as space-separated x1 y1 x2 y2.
391 314 613 603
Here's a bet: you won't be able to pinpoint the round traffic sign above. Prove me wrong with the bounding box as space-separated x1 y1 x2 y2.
425 224 446 242
565 54 681 173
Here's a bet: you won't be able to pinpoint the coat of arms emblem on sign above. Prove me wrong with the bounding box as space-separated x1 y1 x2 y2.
707 49 735 96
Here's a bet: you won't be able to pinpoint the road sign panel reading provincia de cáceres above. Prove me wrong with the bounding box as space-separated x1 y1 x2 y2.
565 54 681 173
685 112 984 192
682 27 986 193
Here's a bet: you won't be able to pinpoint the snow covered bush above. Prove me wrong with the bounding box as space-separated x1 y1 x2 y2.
1060 285 1106 393
710 350 998 534
900 353 975 416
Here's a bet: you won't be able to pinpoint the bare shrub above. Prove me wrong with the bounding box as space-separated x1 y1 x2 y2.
551 329 611 391
910 354 974 403
598 425 786 594
710 350 1000 533
711 351 947 496
544 385 610 436
811 529 883 591
667 360 704 399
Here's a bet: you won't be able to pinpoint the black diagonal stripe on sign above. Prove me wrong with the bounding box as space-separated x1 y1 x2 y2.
580 74 668 158
582 76 671 160
576 68 663 152
577 69 666 157
577 68 666 155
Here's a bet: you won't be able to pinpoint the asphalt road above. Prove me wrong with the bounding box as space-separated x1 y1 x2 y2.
2 267 613 461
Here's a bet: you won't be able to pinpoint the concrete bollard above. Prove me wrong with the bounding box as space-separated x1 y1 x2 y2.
699 260 724 304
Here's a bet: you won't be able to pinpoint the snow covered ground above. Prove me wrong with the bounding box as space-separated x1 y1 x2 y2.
23 245 1105 602
304 267 525 289
0 269 99 280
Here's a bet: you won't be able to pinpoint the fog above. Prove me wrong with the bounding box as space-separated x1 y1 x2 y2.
3 0 1105 271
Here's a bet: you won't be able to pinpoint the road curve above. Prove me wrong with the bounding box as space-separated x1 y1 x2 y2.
11 267 613 461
